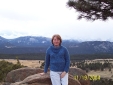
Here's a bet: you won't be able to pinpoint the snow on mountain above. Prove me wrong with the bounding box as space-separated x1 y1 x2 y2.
42 41 46 43
0 36 113 54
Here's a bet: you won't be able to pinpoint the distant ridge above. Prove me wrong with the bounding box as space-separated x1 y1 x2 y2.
0 36 113 54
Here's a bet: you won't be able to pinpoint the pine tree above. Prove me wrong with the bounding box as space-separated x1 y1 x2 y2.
67 0 113 21
16 56 21 65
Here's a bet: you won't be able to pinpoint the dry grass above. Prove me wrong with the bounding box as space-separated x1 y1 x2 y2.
0 59 44 68
0 59 113 79
87 68 113 79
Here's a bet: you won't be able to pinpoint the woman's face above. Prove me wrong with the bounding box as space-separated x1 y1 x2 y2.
53 36 60 46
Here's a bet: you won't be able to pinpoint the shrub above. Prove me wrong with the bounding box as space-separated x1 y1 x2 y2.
0 59 25 82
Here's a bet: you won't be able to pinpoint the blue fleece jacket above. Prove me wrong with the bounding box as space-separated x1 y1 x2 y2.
44 45 70 73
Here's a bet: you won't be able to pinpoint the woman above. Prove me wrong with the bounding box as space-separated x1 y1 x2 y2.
40 34 70 85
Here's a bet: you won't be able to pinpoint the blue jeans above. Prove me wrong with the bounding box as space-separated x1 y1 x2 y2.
50 70 68 85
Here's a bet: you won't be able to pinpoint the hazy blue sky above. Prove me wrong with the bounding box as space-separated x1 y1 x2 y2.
0 0 113 41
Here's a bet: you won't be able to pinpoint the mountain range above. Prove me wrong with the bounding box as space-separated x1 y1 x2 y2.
0 36 113 54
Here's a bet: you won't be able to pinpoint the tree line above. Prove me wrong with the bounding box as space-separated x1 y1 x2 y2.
0 53 113 60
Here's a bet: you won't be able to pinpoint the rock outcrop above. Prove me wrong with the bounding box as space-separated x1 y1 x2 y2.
4 67 90 85
69 68 90 85
5 67 44 83
10 72 81 85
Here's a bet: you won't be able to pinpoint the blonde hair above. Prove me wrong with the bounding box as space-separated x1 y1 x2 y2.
51 34 62 45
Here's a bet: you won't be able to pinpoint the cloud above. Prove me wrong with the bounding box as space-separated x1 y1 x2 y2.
0 9 40 21
0 0 113 42
0 30 28 39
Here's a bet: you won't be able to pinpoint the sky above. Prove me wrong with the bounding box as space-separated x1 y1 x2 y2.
0 0 113 42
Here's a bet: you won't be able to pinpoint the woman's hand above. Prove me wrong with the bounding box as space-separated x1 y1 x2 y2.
60 71 66 78
40 72 46 76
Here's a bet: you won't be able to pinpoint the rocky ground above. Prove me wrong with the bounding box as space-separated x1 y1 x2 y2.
2 67 90 85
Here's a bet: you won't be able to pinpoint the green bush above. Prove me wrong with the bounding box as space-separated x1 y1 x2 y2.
90 78 113 85
40 62 45 69
0 59 25 82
